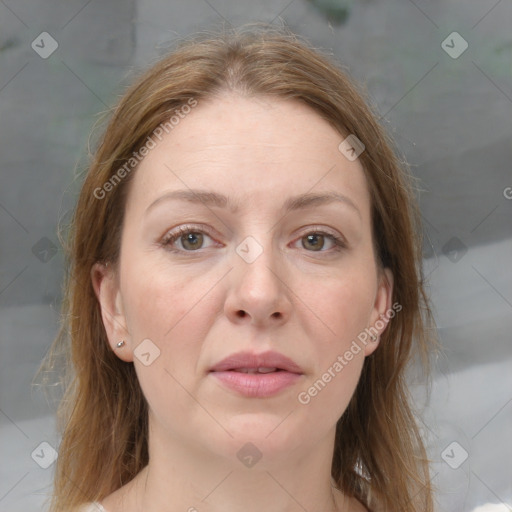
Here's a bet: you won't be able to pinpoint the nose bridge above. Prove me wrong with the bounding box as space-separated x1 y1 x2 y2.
235 232 282 296
227 231 291 324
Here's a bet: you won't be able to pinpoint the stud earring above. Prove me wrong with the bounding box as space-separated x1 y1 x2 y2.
116 340 126 348
370 334 378 342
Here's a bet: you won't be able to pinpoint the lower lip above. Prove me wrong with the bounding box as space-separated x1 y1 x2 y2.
210 370 302 397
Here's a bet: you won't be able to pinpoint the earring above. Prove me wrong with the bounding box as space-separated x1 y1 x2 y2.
370 334 378 342
116 340 126 348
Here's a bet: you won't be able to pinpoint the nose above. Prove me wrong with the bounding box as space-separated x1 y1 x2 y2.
224 238 292 328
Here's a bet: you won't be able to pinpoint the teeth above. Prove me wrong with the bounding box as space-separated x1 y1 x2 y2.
258 367 278 373
236 367 278 374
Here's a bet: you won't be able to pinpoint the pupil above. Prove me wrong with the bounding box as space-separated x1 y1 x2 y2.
306 234 323 251
183 233 202 249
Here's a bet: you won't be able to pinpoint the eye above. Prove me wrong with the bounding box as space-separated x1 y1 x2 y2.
160 225 346 254
293 229 346 253
160 225 217 252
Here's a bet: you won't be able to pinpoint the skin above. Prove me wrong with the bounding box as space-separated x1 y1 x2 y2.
92 92 393 512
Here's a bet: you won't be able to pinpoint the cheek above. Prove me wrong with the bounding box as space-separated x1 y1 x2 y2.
120 257 217 381
292 269 374 413
121 254 204 339
298 354 364 424
299 268 375 348
122 264 214 425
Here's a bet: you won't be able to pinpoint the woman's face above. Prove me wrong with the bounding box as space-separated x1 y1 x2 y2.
94 93 393 465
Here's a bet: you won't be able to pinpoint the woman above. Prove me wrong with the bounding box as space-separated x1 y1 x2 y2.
37 24 436 512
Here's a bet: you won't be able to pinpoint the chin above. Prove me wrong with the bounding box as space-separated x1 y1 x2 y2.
213 412 306 460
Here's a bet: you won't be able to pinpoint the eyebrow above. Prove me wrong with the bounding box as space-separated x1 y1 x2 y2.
145 189 361 219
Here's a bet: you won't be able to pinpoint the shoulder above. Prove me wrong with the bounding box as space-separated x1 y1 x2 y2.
345 495 371 512
355 502 370 512
74 503 106 512
350 494 388 512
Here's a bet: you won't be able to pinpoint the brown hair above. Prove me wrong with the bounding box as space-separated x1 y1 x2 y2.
36 23 437 512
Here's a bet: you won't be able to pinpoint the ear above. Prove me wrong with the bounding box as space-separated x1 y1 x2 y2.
364 267 394 356
91 262 133 362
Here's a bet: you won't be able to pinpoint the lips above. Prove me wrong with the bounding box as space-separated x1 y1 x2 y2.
235 367 278 374
209 351 304 374
209 351 303 398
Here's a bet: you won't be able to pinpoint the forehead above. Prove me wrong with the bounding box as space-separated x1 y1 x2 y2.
125 93 371 219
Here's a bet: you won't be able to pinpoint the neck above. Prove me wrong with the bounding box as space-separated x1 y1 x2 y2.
123 416 345 512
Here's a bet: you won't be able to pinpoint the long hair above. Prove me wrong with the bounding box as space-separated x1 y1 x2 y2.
35 24 437 512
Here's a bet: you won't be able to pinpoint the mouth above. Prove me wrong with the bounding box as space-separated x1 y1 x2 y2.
227 367 283 374
209 351 304 398
209 350 303 374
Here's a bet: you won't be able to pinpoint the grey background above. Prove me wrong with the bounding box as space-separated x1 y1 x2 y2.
0 0 511 510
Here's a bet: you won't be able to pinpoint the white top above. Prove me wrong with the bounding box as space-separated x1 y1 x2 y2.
78 503 107 512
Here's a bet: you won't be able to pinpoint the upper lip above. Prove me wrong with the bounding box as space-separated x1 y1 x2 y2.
209 350 304 374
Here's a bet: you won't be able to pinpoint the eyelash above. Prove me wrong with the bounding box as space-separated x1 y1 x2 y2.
160 224 347 255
